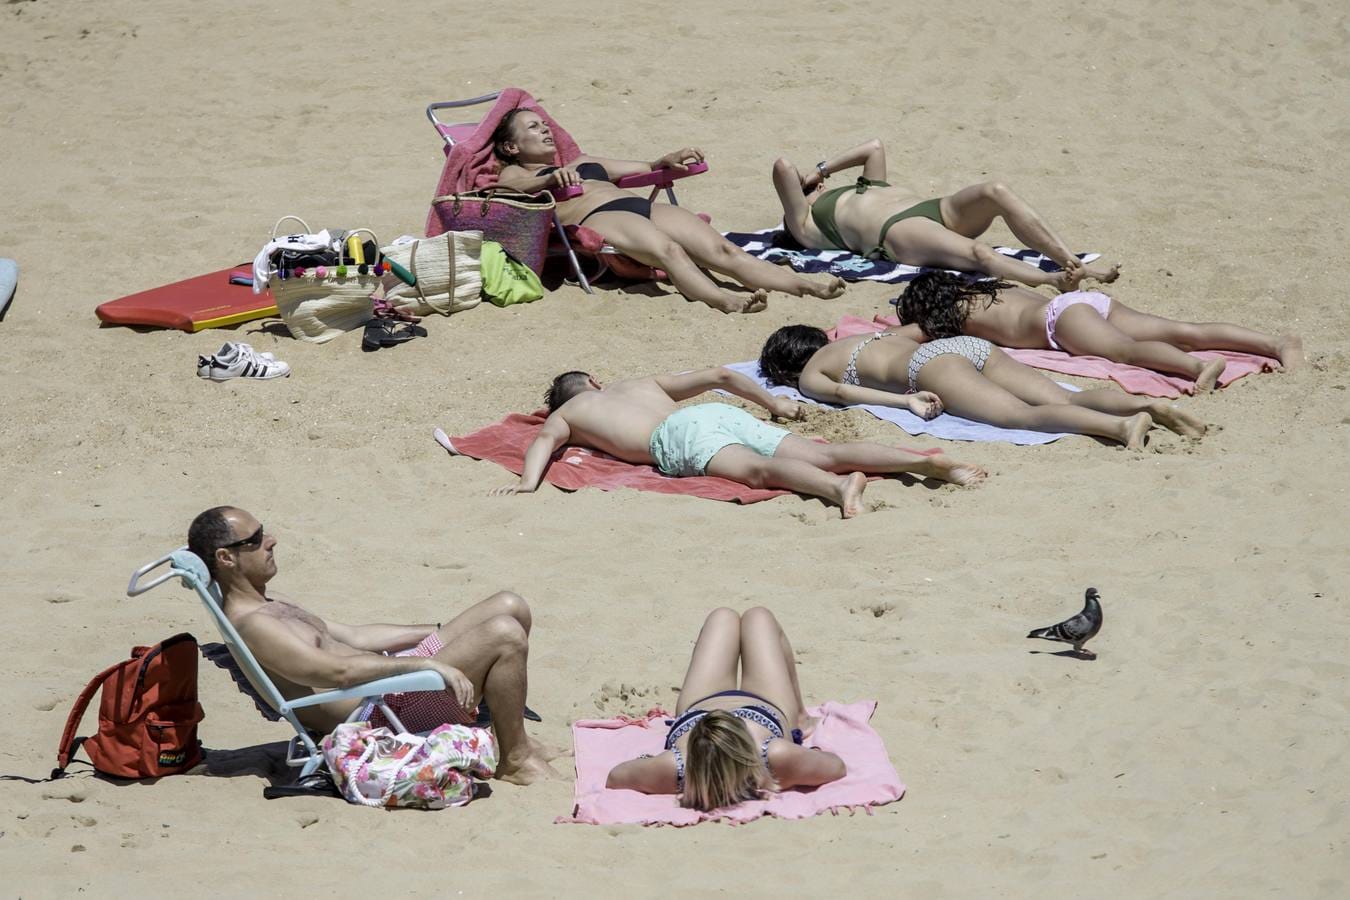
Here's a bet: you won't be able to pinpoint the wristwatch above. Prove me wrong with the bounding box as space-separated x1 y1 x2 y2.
815 161 829 179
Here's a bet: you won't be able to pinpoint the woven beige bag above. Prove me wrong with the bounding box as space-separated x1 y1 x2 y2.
380 230 484 317
268 217 381 344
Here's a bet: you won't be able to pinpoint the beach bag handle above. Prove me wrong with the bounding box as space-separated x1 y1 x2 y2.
270 216 313 240
335 729 427 808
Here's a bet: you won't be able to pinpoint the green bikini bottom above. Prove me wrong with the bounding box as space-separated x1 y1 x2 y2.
809 176 945 260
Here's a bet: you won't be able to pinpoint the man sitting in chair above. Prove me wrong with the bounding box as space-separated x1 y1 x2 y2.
187 506 558 786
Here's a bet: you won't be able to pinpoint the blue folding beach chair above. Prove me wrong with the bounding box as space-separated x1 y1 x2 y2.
127 549 448 781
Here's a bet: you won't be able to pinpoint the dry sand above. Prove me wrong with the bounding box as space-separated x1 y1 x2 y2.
2 0 1347 896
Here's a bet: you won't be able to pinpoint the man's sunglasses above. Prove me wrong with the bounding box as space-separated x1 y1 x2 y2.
219 525 266 551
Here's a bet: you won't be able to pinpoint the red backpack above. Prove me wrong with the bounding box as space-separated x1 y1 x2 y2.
53 633 205 779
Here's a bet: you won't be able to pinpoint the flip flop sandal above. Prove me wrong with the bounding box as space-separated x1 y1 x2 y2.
363 318 427 351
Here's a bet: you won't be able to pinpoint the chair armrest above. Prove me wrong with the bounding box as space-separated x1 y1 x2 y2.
549 183 584 201
616 161 709 190
280 670 448 712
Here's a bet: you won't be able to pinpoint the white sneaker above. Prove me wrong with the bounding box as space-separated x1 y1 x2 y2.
196 342 290 381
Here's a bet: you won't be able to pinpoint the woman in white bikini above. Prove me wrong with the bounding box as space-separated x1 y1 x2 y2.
758 323 1209 449
606 608 845 811
492 109 845 314
895 271 1303 389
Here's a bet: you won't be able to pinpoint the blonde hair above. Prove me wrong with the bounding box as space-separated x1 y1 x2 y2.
679 710 774 811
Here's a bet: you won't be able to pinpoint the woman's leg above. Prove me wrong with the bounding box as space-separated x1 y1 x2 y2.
736 607 804 731
938 181 1119 282
773 433 988 486
648 204 846 299
582 209 767 313
704 443 866 518
919 353 1152 448
1107 301 1303 371
1052 302 1216 382
882 218 1081 291
675 608 743 715
980 348 1206 437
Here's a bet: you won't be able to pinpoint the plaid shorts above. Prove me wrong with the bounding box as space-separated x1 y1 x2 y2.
362 632 474 732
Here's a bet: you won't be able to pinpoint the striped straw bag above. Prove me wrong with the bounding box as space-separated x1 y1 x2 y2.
427 190 555 276
379 230 484 317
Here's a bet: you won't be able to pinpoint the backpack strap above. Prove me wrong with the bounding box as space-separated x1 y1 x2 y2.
52 659 126 778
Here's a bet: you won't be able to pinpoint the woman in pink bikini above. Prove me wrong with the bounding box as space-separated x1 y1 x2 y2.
896 272 1303 390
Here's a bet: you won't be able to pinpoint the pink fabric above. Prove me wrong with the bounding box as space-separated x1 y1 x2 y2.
1044 290 1112 350
366 633 474 732
854 314 1278 398
559 700 904 826
441 412 791 504
426 88 582 223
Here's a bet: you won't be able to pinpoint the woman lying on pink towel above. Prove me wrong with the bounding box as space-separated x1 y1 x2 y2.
759 322 1209 449
896 271 1303 389
491 109 845 314
606 608 845 811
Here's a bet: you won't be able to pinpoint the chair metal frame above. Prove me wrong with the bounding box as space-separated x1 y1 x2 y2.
128 549 447 779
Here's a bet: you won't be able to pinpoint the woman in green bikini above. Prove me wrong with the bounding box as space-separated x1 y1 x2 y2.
771 139 1119 291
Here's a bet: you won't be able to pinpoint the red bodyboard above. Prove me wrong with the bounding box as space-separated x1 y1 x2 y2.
96 266 277 332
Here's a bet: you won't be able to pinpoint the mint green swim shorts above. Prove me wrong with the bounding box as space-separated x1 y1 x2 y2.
648 403 790 477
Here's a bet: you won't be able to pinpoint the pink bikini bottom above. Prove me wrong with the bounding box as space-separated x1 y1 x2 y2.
1044 291 1112 351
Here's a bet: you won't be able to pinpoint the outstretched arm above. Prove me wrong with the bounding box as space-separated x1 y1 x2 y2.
491 413 572 495
769 744 847 789
606 753 680 794
655 367 803 421
799 368 943 420
584 147 706 181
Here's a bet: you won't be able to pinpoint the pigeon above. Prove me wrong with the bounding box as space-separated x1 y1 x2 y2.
1027 588 1103 658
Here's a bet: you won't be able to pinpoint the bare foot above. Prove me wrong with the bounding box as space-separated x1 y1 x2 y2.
919 454 989 486
495 753 560 786
804 276 846 299
1047 266 1085 292
1194 357 1227 392
1121 412 1152 450
1276 335 1303 372
1085 261 1121 283
836 472 867 518
1149 400 1206 438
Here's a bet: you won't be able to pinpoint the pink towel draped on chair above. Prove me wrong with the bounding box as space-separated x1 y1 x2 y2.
836 314 1278 398
427 88 582 215
559 700 905 826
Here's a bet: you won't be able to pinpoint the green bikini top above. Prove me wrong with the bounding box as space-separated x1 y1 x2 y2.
808 176 890 251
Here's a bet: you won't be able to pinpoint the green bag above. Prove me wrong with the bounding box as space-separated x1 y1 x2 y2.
480 240 544 307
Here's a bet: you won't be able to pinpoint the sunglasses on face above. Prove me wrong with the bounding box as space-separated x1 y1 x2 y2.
220 525 266 551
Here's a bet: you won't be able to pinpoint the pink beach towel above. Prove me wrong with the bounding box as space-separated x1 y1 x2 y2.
427 88 582 212
840 315 1278 398
434 413 788 504
560 701 904 826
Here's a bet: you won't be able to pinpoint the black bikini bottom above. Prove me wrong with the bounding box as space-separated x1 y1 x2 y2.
578 196 653 225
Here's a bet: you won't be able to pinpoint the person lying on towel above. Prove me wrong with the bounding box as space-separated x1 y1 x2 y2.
489 366 986 517
895 271 1303 387
758 324 1209 449
772 138 1119 290
491 109 845 314
607 607 843 811
187 506 559 785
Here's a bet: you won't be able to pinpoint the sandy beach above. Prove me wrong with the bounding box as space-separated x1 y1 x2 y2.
2 0 1347 895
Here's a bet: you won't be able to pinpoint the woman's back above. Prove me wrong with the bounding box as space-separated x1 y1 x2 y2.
808 331 920 392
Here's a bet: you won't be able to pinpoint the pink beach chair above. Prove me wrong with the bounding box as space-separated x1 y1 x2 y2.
425 91 710 293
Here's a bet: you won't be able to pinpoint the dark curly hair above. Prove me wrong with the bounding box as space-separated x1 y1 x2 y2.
758 325 830 386
491 108 527 165
545 371 592 412
896 271 1011 340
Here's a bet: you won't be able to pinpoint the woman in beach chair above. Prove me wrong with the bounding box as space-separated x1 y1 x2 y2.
772 139 1121 291
758 323 1209 449
895 271 1303 388
492 109 845 314
606 607 845 811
